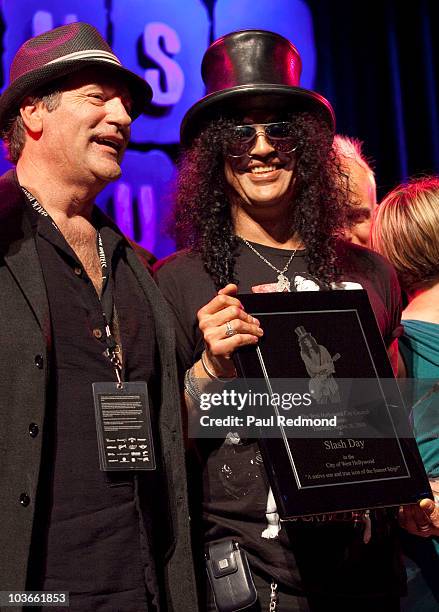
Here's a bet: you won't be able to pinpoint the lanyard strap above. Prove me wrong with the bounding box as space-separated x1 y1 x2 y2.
94 231 123 386
21 186 123 385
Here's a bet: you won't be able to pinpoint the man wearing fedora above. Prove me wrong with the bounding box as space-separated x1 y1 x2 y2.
0 22 198 611
155 30 406 610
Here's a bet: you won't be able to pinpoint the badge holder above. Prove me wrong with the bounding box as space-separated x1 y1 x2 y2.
92 320 156 472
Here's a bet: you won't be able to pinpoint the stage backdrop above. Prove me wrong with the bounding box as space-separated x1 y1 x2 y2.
0 0 316 258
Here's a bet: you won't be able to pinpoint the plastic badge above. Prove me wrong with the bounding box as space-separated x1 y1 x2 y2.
92 381 156 471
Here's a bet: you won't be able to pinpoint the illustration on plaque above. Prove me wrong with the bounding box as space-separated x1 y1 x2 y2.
295 326 340 404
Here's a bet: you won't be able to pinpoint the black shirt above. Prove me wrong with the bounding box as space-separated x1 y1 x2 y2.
26 203 159 611
154 240 405 597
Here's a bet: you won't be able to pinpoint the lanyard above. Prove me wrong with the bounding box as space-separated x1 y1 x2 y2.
21 186 123 386
97 234 123 386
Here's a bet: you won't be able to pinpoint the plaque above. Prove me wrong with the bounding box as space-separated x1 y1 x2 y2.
234 290 432 518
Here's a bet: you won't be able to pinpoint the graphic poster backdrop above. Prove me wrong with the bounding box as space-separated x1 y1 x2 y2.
214 0 316 89
112 0 209 145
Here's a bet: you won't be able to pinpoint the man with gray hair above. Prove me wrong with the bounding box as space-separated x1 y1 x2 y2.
0 22 197 611
333 134 377 247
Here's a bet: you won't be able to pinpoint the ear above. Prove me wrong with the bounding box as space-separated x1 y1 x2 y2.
19 97 45 135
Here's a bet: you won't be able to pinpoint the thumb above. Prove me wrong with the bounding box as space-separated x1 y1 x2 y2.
420 498 437 517
218 283 238 296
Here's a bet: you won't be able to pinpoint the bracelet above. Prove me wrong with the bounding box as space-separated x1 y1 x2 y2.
184 366 202 402
201 350 236 382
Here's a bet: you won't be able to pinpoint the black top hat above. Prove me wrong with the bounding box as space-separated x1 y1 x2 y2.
0 22 152 131
181 29 335 146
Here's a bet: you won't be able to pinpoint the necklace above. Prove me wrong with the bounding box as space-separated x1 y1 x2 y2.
239 236 297 292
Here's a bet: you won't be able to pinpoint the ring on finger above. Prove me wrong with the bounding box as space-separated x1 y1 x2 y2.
225 321 236 337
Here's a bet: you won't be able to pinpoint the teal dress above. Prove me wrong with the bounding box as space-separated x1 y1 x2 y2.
400 320 439 610
400 320 439 478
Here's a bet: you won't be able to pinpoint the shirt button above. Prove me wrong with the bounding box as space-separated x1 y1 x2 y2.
19 493 30 507
29 423 39 438
93 328 103 339
74 267 82 276
34 354 44 369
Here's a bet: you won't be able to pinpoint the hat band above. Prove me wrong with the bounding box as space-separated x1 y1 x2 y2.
46 49 122 67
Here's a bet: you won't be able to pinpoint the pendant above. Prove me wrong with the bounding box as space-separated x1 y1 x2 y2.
276 273 291 292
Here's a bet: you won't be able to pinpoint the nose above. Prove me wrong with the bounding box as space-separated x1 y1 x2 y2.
249 128 275 157
106 96 132 130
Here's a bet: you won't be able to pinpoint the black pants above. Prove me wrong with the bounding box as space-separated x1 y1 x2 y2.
206 571 401 611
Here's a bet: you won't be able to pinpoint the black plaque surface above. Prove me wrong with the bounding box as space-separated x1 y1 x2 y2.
234 290 431 518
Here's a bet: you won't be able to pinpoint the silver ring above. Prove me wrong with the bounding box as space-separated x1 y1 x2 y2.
225 321 236 337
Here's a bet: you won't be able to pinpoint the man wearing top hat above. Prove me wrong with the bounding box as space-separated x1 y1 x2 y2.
155 30 406 610
295 326 340 404
0 22 198 611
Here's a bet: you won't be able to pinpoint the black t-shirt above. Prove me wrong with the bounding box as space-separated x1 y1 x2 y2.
154 239 404 597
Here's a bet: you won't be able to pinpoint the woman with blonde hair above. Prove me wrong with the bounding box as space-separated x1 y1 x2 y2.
371 176 439 608
371 176 439 382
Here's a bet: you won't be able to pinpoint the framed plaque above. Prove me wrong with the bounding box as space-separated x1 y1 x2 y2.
234 290 431 518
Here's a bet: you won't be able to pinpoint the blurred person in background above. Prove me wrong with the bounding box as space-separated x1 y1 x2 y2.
371 176 439 610
334 135 377 247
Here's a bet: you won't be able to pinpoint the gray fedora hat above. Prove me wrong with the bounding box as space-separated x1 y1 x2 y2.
181 29 335 146
0 21 152 131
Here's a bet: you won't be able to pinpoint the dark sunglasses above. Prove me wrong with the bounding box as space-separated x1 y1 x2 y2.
225 122 297 157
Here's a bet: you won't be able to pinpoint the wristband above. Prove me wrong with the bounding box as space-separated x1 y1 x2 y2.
201 350 236 382
184 366 202 402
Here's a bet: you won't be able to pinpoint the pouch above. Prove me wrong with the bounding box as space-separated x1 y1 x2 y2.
206 540 257 612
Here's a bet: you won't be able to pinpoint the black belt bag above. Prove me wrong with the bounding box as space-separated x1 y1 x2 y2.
206 540 257 611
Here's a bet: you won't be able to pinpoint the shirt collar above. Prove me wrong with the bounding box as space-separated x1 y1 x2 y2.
21 186 125 263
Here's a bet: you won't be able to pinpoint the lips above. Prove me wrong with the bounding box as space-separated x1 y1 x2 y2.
246 162 284 179
246 156 285 174
93 135 125 154
250 165 277 174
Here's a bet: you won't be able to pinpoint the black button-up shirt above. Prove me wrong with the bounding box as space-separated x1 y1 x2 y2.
26 202 160 611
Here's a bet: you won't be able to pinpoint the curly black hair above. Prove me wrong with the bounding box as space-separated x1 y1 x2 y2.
173 111 349 289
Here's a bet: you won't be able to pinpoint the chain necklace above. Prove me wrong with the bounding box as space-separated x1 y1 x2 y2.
239 236 297 292
269 581 278 611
